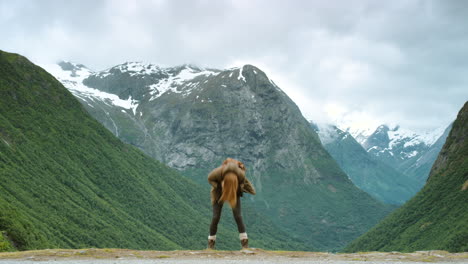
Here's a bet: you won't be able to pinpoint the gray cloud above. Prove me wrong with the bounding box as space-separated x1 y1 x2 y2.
1 0 467 131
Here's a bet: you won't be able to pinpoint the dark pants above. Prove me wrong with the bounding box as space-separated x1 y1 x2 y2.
209 196 246 236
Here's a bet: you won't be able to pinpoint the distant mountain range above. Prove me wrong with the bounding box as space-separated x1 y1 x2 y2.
345 101 468 252
43 60 393 251
313 120 451 204
361 124 450 185
313 124 419 204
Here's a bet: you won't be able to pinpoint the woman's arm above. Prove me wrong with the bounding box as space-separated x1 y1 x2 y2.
208 166 224 204
242 178 256 195
208 166 223 188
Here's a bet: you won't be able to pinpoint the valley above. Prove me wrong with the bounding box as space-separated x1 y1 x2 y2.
42 60 394 251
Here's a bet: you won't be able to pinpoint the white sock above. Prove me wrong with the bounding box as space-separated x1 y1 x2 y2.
239 232 248 240
208 235 216 240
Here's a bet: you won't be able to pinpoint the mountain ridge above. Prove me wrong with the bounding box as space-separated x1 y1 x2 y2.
314 123 419 204
327 120 452 189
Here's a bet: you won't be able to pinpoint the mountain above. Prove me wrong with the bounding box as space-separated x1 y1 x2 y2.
362 125 450 189
362 125 444 165
338 123 450 190
398 124 452 183
314 124 419 205
344 101 468 252
44 61 393 251
0 51 303 251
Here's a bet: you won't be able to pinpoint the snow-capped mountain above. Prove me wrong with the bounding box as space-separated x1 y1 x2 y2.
43 61 223 116
335 122 451 187
44 62 137 112
340 126 376 146
362 124 446 160
42 60 392 251
342 123 445 147
314 123 419 205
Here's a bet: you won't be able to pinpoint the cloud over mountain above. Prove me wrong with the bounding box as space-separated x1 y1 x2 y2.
2 0 467 131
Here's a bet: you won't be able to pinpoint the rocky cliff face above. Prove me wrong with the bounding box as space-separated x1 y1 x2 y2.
44 61 392 251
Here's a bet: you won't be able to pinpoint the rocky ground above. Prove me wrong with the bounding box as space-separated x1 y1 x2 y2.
0 248 467 263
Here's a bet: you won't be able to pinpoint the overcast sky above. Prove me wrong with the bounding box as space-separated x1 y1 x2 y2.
1 0 467 132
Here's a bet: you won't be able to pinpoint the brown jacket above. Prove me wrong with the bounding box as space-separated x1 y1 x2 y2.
207 161 256 204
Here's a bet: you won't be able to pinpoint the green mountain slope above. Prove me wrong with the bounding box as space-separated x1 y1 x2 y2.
344 102 468 252
45 61 394 251
0 50 303 251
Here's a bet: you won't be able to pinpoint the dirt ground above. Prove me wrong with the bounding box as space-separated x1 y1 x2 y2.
0 248 467 263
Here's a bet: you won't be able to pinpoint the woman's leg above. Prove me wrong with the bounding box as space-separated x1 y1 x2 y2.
231 196 246 233
210 201 223 236
208 201 223 249
232 196 248 248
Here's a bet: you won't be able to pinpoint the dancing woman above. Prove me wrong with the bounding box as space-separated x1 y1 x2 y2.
207 158 256 249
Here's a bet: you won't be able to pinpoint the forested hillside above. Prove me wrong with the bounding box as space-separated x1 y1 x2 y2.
0 50 302 251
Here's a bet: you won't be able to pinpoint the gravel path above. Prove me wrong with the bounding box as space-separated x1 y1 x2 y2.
0 261 462 264
1 249 467 263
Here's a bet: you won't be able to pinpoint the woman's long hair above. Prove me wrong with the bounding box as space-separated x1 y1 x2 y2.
219 172 238 208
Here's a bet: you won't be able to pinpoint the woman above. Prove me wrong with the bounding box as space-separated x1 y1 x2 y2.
207 158 256 249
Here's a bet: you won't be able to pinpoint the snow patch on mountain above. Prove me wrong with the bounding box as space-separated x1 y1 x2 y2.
238 66 246 82
367 146 378 152
102 62 162 77
42 62 140 114
42 61 92 85
147 66 219 101
335 124 377 145
44 62 222 107
406 150 418 158
387 125 446 149
416 126 447 146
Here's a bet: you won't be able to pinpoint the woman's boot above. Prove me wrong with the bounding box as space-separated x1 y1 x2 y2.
208 235 216 249
239 233 248 249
